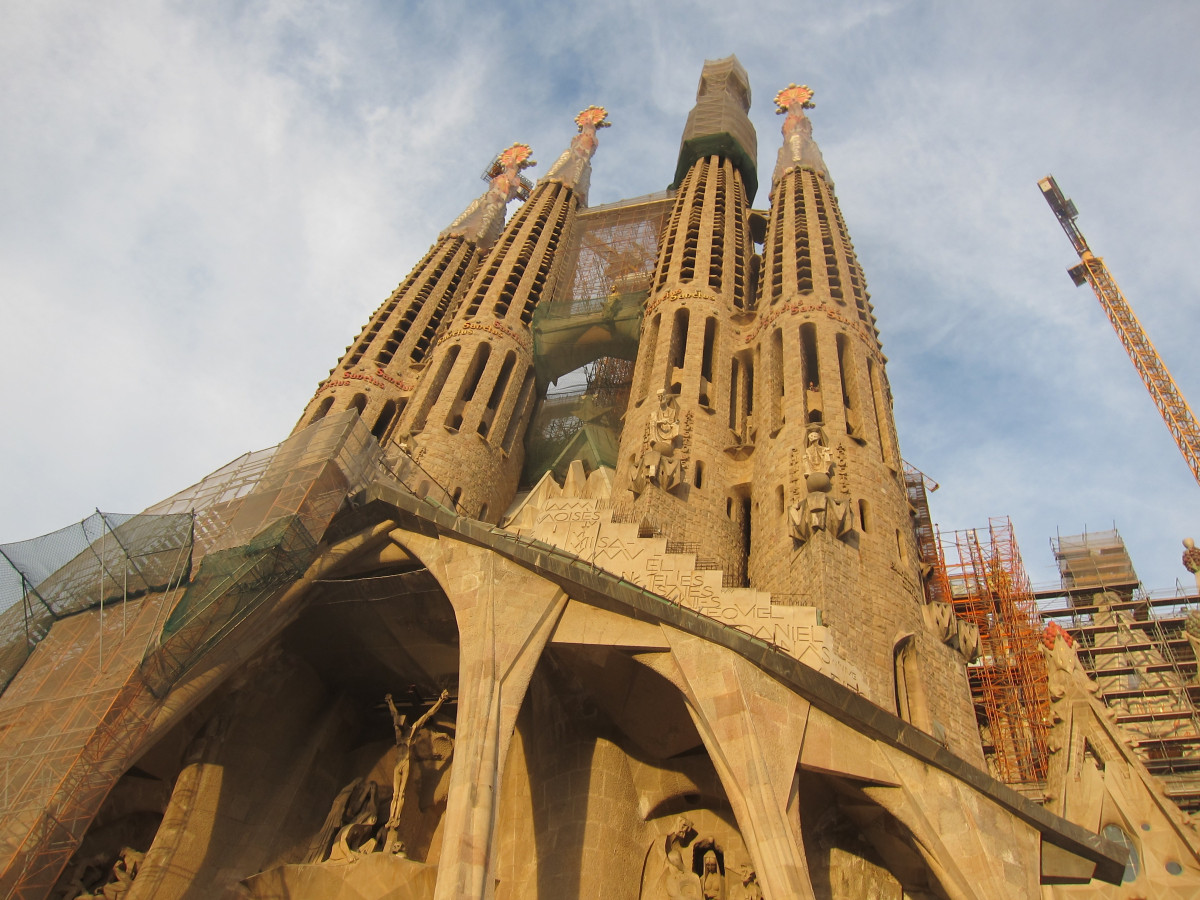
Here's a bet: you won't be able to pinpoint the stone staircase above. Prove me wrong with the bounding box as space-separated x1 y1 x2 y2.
504 461 864 692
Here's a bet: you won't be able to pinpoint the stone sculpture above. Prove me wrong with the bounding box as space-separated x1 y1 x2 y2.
740 870 762 900
325 780 383 862
633 390 683 493
699 850 725 900
1183 537 1200 593
382 688 451 855
1186 610 1200 684
67 847 143 900
646 816 701 899
788 425 853 545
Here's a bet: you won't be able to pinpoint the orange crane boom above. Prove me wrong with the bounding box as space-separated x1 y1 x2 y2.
1039 175 1200 487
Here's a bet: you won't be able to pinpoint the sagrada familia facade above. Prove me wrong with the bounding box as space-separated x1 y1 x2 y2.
1 56 1198 899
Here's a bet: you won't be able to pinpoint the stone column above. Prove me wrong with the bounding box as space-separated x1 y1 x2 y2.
395 529 568 900
645 630 818 900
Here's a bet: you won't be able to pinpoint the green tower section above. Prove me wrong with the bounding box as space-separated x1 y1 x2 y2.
671 55 759 203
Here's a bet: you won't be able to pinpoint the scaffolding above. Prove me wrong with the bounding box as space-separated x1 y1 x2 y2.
1051 529 1139 597
1038 528 1200 810
0 410 455 898
938 517 1050 784
902 462 947 606
532 192 673 386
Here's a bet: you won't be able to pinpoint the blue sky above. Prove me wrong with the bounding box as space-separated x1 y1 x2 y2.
2 0 1198 590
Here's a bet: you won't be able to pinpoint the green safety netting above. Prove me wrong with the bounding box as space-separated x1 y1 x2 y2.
0 511 195 691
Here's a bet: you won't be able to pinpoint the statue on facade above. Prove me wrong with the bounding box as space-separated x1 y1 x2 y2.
324 780 383 862
1183 537 1200 593
699 850 725 900
633 389 683 493
642 816 701 899
740 869 762 900
788 425 853 544
1186 610 1200 684
382 688 451 855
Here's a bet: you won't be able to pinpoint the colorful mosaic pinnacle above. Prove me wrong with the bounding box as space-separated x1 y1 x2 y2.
575 105 611 131
775 83 815 114
492 142 536 177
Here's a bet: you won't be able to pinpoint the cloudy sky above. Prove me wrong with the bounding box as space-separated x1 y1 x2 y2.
2 0 1197 592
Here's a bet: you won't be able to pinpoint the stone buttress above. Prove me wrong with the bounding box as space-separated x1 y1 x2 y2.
394 110 610 521
293 147 532 442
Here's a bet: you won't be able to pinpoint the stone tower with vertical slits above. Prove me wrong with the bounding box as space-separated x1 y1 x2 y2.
612 56 758 582
292 146 533 444
746 83 968 715
392 111 609 520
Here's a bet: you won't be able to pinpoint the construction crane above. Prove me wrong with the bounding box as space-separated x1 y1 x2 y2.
1038 174 1200 486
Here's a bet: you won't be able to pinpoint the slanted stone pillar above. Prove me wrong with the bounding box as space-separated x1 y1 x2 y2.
393 528 568 900
641 631 818 900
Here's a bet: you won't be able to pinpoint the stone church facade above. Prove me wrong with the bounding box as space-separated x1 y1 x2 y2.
6 56 1200 899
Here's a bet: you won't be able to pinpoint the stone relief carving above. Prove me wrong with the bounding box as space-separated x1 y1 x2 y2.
65 847 143 900
647 816 700 899
382 688 451 856
739 870 762 900
632 390 684 494
922 600 982 663
1184 537 1200 593
788 425 854 546
642 819 743 900
699 849 725 900
325 780 383 862
307 690 454 866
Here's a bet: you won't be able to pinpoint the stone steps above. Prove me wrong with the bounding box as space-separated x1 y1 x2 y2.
503 462 864 692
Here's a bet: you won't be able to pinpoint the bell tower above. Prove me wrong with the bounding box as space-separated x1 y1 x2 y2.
393 109 611 520
613 56 757 581
748 84 953 710
293 144 532 442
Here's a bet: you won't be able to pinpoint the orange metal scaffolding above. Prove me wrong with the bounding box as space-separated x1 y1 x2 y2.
937 517 1050 784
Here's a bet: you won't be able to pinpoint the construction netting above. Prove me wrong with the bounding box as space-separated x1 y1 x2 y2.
533 192 672 386
0 409 465 898
0 512 194 693
522 357 633 486
1052 529 1140 595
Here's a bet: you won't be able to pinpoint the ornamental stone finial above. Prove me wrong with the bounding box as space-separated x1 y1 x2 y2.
772 82 830 187
543 106 611 201
442 143 536 249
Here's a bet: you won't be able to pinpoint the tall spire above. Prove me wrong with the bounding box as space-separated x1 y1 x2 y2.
291 145 534 439
442 143 537 251
541 105 610 204
772 83 830 186
389 107 609 520
673 55 758 201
